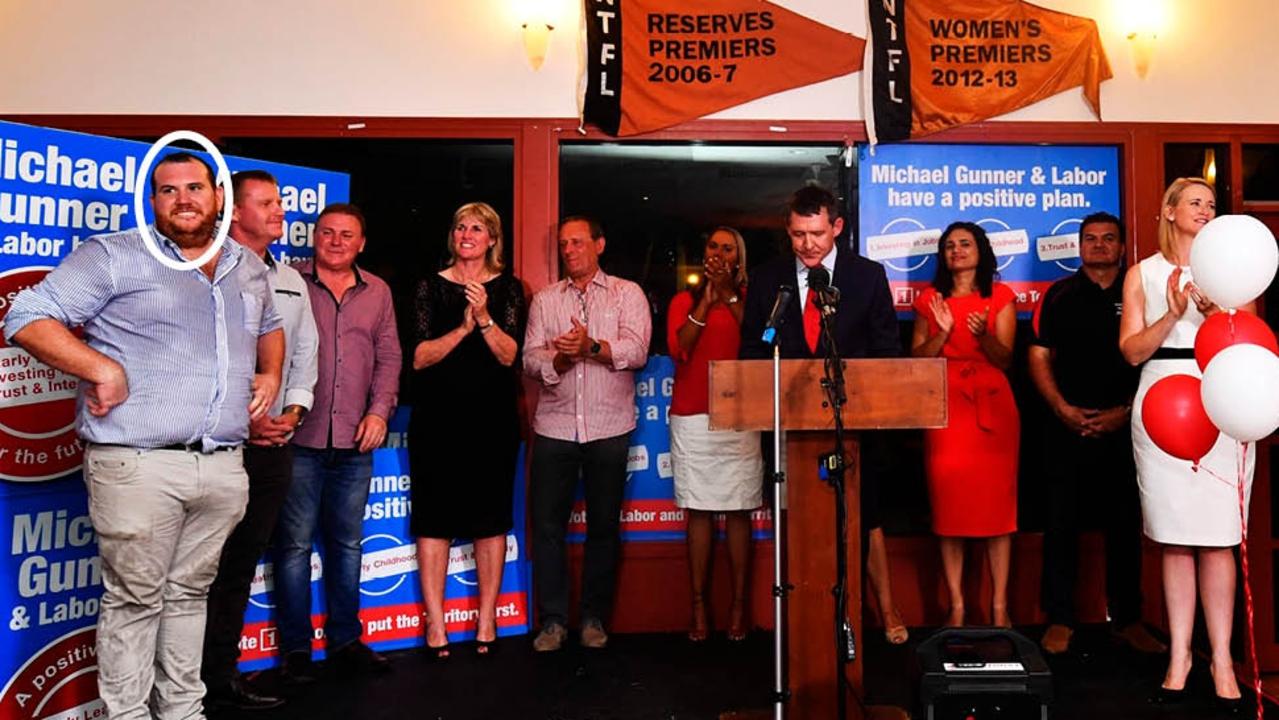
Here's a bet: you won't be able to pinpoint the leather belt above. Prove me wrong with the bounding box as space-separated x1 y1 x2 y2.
91 443 240 454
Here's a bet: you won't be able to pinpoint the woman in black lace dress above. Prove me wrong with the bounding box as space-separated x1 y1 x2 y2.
409 202 526 657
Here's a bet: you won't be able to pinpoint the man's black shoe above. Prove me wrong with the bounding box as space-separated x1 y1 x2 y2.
279 651 318 686
332 641 392 675
205 676 285 712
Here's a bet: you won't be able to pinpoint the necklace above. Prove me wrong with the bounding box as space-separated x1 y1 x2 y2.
446 266 493 284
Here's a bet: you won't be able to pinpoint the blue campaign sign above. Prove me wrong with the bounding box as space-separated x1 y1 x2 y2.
0 477 102 718
0 120 350 711
567 356 681 542
857 143 1121 315
0 119 348 485
0 119 346 276
566 356 774 543
235 409 532 670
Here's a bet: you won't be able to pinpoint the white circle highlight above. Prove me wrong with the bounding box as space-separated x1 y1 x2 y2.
975 218 1018 272
358 533 408 597
878 217 934 273
132 130 234 272
1050 218 1083 272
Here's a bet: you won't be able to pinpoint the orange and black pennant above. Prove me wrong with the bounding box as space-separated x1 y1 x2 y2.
582 0 865 137
866 0 1112 143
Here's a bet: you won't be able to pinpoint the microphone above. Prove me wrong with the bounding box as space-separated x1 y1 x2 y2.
806 266 840 315
760 284 794 344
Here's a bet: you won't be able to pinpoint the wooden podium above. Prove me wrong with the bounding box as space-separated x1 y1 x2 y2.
708 358 946 719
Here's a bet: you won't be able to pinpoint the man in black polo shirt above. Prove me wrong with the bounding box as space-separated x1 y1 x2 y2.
1029 211 1166 656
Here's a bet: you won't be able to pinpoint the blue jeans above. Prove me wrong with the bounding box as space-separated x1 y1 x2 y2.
274 446 373 655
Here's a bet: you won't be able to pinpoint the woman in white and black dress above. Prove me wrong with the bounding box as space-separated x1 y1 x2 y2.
667 227 762 641
1120 177 1256 708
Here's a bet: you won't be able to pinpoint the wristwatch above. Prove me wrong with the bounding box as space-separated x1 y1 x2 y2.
589 340 602 356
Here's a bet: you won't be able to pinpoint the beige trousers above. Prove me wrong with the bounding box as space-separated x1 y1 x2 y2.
84 444 248 720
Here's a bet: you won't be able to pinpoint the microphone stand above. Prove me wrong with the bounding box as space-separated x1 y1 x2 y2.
760 285 795 720
816 295 854 720
769 342 788 720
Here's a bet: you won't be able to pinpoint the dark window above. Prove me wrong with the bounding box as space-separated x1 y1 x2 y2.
558 141 852 355
221 138 515 290
1164 143 1231 213
221 138 515 394
1243 144 1279 202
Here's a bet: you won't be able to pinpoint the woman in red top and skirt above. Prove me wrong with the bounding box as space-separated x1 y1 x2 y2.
911 221 1020 627
667 227 763 642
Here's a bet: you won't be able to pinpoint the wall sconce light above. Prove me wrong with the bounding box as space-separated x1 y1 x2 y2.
1126 32 1156 79
516 0 559 70
523 21 553 70
1202 148 1218 187
1117 0 1168 79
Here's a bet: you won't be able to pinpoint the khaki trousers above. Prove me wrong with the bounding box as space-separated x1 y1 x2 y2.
84 444 248 720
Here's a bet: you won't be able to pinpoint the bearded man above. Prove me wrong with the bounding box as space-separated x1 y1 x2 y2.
5 151 284 720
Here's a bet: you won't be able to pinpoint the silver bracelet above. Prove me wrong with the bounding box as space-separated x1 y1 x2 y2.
686 313 707 328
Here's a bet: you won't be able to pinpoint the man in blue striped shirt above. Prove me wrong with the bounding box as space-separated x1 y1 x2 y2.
5 152 285 720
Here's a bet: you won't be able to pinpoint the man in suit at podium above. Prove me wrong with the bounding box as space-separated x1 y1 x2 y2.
739 185 898 360
739 184 908 646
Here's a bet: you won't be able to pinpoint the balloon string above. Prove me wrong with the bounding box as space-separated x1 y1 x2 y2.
1234 441 1263 719
1194 462 1238 488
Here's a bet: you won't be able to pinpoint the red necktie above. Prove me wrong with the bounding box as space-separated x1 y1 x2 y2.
804 288 821 354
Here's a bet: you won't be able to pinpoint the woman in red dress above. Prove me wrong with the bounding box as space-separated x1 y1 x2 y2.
911 221 1019 627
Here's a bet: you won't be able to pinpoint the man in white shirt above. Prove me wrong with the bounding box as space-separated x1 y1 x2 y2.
202 170 318 712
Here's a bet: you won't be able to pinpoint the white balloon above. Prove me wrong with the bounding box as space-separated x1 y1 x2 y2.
1201 343 1279 442
1189 215 1278 310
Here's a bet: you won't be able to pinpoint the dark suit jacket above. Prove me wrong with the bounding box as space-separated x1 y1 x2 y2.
739 249 901 360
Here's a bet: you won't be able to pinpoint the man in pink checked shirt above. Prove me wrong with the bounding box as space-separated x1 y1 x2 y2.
524 216 651 652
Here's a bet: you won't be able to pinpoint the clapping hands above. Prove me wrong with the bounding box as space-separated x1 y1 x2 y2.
930 294 955 336
553 317 592 359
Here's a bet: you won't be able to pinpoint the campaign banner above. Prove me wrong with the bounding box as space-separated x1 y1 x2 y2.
581 0 864 136
0 477 103 719
0 119 348 485
236 408 533 670
567 355 773 542
857 142 1121 315
865 0 1111 143
0 120 350 704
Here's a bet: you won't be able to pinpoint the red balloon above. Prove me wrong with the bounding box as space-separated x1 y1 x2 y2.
1142 374 1219 463
1194 311 1279 371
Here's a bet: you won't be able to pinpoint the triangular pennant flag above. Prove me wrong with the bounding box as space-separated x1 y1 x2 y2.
582 0 865 137
866 0 1112 144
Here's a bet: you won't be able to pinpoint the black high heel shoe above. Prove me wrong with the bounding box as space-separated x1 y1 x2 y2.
1210 663 1244 714
1213 693 1244 715
422 642 451 662
476 616 499 656
1148 686 1188 705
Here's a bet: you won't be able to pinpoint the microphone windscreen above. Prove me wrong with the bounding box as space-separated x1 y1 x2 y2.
807 266 831 291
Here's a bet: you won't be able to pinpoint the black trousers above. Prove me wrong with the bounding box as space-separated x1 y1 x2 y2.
530 433 630 627
202 444 294 687
1040 422 1143 627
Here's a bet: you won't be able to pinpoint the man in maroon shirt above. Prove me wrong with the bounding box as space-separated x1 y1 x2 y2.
273 204 402 680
